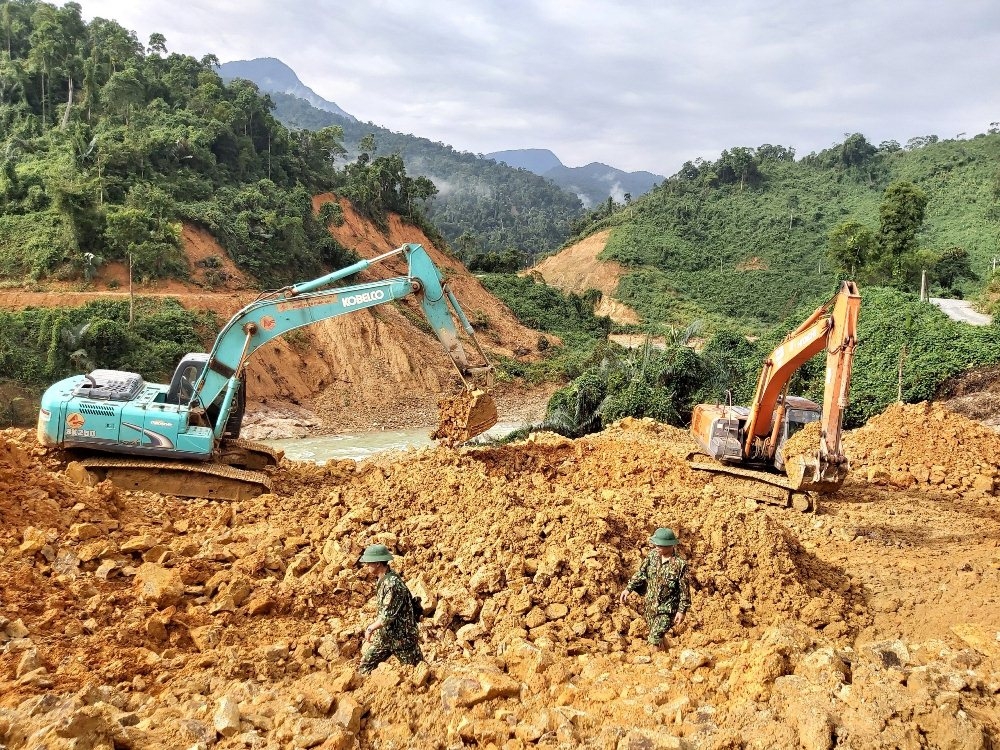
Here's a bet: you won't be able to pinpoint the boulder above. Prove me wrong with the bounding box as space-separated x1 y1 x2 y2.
441 665 521 709
332 695 363 734
213 696 241 737
134 563 184 607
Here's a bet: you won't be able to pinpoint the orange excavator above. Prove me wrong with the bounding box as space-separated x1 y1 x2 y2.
688 281 861 510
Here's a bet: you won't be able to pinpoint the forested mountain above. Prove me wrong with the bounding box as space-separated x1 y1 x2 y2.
488 149 664 207
0 0 448 287
218 58 356 121
567 133 1000 328
486 149 562 174
268 91 583 269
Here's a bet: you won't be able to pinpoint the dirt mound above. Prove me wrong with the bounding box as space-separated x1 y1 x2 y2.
3 413 1000 748
844 401 1000 495
0 430 119 539
528 229 641 325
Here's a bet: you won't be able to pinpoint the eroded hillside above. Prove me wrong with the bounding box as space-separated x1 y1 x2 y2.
3 198 553 433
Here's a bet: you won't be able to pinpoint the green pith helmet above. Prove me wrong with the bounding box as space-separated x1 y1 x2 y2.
649 527 679 547
359 544 393 563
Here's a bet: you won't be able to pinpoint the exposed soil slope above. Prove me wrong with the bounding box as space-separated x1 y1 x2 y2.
528 229 641 325
1 198 551 433
2 402 999 748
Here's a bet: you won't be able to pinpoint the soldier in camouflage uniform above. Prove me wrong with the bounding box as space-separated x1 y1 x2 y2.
619 527 691 648
358 544 423 674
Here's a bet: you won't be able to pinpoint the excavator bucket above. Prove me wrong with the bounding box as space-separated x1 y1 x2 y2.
784 453 848 493
431 389 498 445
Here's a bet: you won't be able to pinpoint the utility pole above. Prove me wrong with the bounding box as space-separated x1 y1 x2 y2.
129 253 134 326
919 269 927 303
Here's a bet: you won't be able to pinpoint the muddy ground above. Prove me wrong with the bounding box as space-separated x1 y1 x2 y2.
2 401 999 749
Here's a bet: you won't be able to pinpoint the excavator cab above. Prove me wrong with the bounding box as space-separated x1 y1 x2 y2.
773 397 821 472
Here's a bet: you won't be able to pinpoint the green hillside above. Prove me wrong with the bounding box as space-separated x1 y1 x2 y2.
270 92 583 268
570 133 1000 329
0 0 461 288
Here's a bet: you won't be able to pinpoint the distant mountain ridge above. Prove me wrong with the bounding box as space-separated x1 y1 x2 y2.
217 58 357 122
487 149 664 207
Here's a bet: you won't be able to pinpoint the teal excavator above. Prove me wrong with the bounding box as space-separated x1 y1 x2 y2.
37 243 497 500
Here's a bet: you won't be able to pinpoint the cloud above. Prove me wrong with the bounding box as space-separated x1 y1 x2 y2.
76 0 1000 175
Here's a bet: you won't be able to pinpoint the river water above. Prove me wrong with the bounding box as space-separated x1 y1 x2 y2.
263 421 526 463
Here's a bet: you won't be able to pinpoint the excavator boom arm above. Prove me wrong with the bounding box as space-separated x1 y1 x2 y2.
192 244 486 435
742 281 860 461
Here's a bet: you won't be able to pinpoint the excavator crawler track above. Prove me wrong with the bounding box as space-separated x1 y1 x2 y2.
686 452 817 512
79 457 272 502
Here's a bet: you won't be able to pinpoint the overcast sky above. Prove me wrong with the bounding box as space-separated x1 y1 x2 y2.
74 0 1000 176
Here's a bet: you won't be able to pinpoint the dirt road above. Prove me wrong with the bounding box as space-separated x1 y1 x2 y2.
931 297 994 325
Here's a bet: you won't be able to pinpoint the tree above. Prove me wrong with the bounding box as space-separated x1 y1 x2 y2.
932 246 978 289
876 181 929 284
840 133 876 168
827 221 874 277
146 33 166 56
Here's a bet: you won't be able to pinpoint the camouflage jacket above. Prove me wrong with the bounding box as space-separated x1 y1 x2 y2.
374 569 418 638
626 551 691 617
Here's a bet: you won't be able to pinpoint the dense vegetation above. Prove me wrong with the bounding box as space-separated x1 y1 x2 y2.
567 132 1000 330
478 273 611 385
538 285 1000 438
0 297 212 420
270 92 584 269
0 0 452 287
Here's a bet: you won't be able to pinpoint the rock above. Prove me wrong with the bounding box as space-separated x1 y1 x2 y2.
366 663 402 690
17 666 53 688
52 549 81 576
213 696 241 737
134 563 184 607
246 593 274 615
297 678 336 716
456 623 486 645
19 526 47 554
121 534 159 554
411 661 432 687
179 718 215 746
865 639 911 669
65 462 99 486
917 706 986 750
796 706 835 750
951 623 1000 660
616 728 685 749
441 665 521 709
16 648 41 678
678 649 710 670
189 625 223 652
54 703 118 740
795 647 850 688
544 602 569 620
95 560 117 580
509 592 533 615
328 665 358 693
263 642 289 662
5 618 29 639
504 639 554 681
70 522 102 540
524 607 548 629
332 695 363 734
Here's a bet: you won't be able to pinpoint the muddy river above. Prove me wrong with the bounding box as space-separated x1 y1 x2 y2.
263 421 525 463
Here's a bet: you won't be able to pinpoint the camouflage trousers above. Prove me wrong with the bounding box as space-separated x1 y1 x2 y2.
359 630 423 674
646 609 678 645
